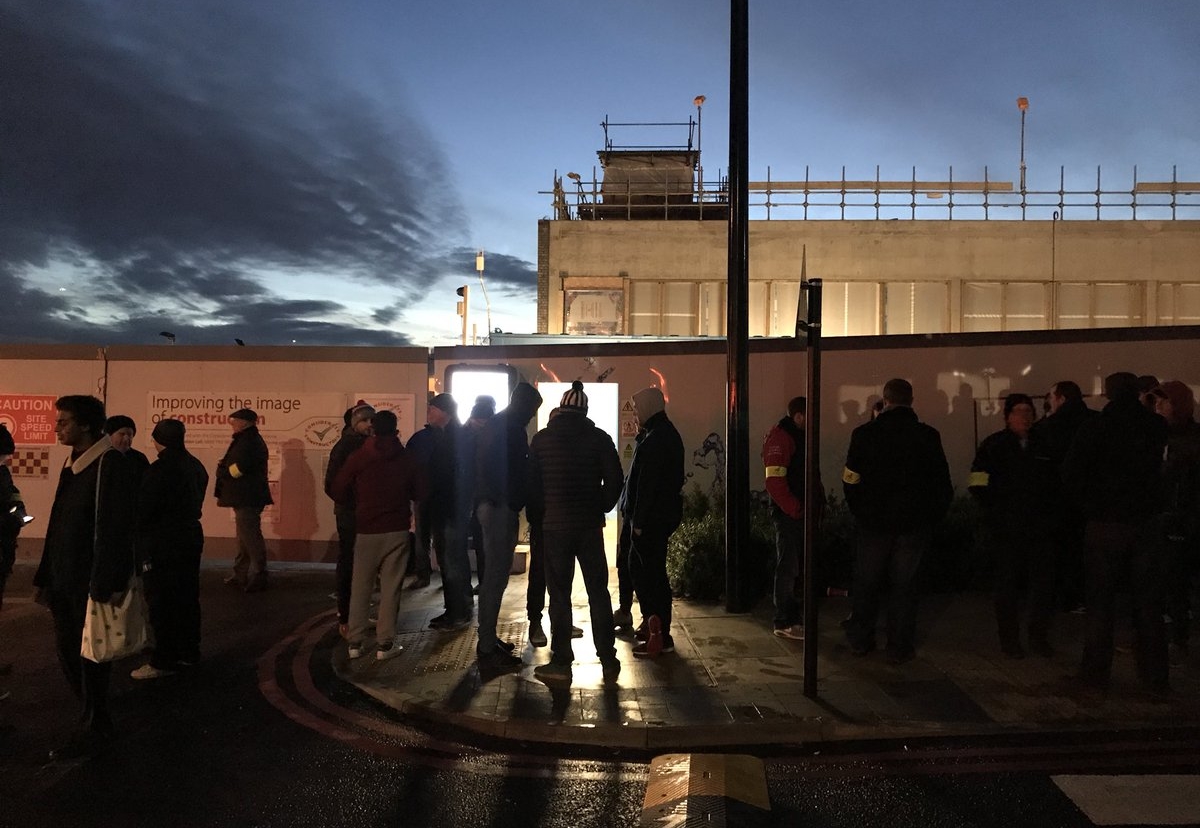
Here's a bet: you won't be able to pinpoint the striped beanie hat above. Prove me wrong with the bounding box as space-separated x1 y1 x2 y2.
559 380 588 414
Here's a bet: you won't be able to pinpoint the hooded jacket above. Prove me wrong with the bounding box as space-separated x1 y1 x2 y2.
330 433 427 534
618 410 685 534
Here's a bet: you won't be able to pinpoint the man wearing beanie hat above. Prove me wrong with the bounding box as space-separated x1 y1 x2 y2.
325 401 374 635
618 386 685 658
130 419 209 679
969 393 1058 659
1064 371 1170 695
1152 381 1200 660
527 381 623 682
474 381 542 669
215 408 272 592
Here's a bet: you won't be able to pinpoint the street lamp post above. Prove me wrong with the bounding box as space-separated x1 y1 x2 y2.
475 250 492 343
1017 96 1029 194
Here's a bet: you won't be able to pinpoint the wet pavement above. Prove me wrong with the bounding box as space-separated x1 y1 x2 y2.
334 565 1200 752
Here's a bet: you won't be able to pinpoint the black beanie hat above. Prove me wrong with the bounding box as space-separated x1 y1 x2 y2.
1002 393 1035 419
151 418 186 449
0 424 14 455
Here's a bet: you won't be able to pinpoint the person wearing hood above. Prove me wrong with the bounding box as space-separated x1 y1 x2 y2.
618 386 685 658
130 419 209 679
1151 380 1200 662
33 395 139 760
527 382 624 683
331 410 427 661
473 381 542 670
325 401 374 636
1064 372 1170 695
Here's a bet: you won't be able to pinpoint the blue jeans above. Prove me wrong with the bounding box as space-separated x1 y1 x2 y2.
475 501 518 655
542 526 616 665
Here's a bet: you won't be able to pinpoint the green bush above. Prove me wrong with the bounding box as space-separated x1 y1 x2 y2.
665 485 775 601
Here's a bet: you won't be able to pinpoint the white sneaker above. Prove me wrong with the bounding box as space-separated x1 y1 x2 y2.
375 639 403 661
773 624 805 641
347 643 365 659
130 663 176 680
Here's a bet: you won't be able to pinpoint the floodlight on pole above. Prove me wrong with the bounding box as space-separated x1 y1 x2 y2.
159 331 176 345
475 249 492 343
693 95 706 170
1017 96 1029 193
455 285 469 345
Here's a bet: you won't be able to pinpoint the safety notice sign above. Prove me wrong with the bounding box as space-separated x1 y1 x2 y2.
0 394 59 445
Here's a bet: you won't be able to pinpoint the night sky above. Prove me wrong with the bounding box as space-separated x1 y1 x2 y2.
2 1 1196 347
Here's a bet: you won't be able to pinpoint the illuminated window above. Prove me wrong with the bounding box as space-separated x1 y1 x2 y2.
1158 283 1200 324
883 281 950 334
963 282 1049 331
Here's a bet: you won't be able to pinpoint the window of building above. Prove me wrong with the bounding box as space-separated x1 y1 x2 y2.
1055 282 1144 328
962 282 1049 331
663 282 697 336
823 282 881 336
883 281 950 334
698 282 725 336
768 281 802 337
1157 283 1200 325
629 281 661 335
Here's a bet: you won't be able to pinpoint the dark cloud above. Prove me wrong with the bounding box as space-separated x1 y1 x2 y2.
431 247 537 295
0 0 466 345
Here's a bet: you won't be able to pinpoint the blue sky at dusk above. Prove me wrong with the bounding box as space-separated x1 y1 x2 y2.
2 1 1197 347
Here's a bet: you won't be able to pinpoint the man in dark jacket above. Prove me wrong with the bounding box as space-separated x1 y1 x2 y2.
331 410 427 661
33 395 138 759
215 408 272 593
527 382 624 683
842 378 952 664
969 393 1058 658
325 401 374 635
474 382 542 669
1031 380 1099 612
1152 381 1200 661
410 394 473 631
103 414 150 480
1065 372 1170 694
130 419 209 679
619 386 685 658
762 395 825 641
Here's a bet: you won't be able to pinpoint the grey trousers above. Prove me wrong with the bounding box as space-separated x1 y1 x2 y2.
347 530 410 646
232 506 268 582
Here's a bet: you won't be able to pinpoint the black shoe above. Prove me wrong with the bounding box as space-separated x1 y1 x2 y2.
428 612 450 629
495 639 516 653
223 575 246 588
409 575 431 590
885 646 915 665
848 638 876 657
601 658 621 683
244 576 268 594
477 648 522 670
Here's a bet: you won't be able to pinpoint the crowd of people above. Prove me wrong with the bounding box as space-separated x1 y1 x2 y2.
1 369 1194 757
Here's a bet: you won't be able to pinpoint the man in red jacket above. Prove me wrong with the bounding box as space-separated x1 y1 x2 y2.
762 396 821 641
331 410 427 662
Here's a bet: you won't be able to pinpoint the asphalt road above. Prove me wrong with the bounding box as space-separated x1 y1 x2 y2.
3 567 1199 828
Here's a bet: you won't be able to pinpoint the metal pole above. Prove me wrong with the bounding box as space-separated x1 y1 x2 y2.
725 0 751 612
802 279 823 698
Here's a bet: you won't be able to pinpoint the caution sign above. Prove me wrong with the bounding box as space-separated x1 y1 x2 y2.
10 448 52 478
0 395 58 445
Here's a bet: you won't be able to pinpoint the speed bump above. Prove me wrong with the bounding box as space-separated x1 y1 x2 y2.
640 753 770 827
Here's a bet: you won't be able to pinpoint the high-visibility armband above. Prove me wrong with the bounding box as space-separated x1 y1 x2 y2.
968 471 990 487
764 465 788 479
842 467 861 485
229 463 243 479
